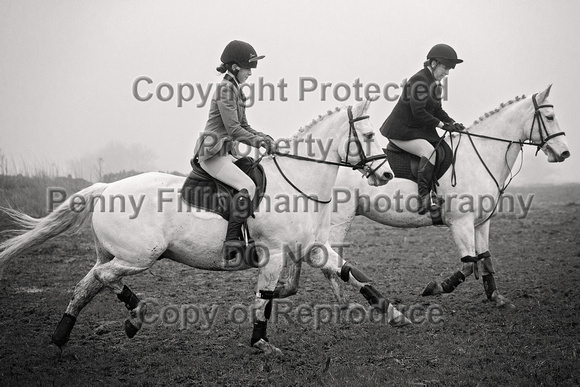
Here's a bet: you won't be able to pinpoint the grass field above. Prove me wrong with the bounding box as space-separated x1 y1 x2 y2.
0 179 579 386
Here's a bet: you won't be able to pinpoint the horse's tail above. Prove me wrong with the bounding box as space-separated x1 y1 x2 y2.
0 182 108 279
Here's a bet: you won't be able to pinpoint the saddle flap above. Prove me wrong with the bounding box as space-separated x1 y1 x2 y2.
385 140 453 181
181 157 266 220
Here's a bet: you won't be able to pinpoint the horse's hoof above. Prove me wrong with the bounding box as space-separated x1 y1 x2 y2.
124 319 140 338
497 300 516 310
52 336 69 349
493 293 516 310
422 281 441 296
388 304 413 327
253 338 283 356
389 316 413 327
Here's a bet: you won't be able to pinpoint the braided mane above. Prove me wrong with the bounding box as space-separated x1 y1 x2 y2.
292 106 343 139
469 95 527 128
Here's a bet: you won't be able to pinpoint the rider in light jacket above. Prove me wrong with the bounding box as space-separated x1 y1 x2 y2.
193 40 275 260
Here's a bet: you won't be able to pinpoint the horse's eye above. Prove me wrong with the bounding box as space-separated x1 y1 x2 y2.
546 116 554 121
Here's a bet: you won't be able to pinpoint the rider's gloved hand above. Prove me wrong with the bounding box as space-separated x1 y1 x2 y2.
260 136 277 155
441 122 457 132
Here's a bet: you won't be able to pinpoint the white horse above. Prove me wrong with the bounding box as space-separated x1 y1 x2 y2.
327 85 570 308
0 100 409 356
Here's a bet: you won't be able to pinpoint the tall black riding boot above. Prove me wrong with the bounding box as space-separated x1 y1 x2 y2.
223 189 253 261
417 157 441 215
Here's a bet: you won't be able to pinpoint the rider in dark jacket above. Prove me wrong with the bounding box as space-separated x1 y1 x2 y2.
380 44 464 214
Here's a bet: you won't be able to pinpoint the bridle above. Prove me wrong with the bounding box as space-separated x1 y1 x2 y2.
448 93 565 152
271 105 390 203
529 93 565 155
445 93 566 225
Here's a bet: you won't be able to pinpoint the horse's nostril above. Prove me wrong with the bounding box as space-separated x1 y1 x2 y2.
561 151 570 159
383 172 394 181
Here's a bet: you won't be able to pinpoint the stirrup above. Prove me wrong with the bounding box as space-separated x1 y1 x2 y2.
419 191 443 215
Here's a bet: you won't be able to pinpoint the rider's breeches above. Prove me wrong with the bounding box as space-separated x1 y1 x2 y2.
200 154 256 200
390 138 437 165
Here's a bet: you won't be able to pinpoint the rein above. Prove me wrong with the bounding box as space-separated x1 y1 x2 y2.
271 106 389 203
447 93 564 225
448 93 565 149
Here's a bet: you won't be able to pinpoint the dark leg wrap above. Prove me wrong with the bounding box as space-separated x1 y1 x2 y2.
441 271 466 293
360 285 390 313
117 285 140 310
479 251 495 275
483 275 497 300
340 264 372 284
461 255 479 263
52 313 77 348
250 320 268 346
258 290 279 325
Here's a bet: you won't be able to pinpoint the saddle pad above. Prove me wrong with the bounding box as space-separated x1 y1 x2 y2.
180 157 266 220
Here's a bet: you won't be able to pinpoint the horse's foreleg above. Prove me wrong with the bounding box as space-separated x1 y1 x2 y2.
251 251 285 356
93 259 149 338
319 242 411 326
480 252 515 309
423 219 479 296
474 222 514 308
272 257 302 299
321 268 349 307
52 265 104 348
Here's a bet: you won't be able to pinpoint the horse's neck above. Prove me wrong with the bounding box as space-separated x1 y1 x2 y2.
455 102 528 186
273 115 343 198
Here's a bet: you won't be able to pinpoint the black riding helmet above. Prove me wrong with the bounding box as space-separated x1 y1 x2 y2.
427 44 463 69
220 40 265 69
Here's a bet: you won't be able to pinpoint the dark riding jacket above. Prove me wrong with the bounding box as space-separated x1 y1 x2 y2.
194 74 266 163
380 67 454 143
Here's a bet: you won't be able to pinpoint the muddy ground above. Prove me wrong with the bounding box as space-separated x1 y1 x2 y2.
0 184 579 386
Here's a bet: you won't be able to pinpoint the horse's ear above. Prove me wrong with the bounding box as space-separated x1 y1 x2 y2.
353 99 372 116
537 84 553 102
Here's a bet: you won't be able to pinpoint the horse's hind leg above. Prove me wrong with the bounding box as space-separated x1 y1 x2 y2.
52 264 105 348
92 258 150 338
52 243 113 348
317 242 411 326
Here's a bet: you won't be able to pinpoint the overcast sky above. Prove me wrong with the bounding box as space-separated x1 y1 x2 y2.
1 0 579 184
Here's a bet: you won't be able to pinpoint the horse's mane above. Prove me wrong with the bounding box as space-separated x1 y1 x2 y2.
292 106 344 139
469 94 527 128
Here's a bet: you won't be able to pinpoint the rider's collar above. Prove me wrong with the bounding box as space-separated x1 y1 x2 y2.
224 72 240 88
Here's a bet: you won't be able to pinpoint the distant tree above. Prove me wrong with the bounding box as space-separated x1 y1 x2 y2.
0 149 6 175
65 142 157 182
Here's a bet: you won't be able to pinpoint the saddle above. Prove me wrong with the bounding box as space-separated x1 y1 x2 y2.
181 157 267 220
384 140 453 183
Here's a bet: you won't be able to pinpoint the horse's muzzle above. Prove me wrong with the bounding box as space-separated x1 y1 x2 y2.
368 171 393 186
383 171 394 181
545 144 570 163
